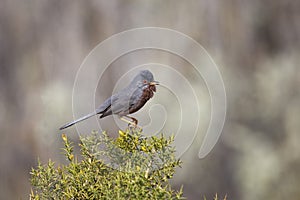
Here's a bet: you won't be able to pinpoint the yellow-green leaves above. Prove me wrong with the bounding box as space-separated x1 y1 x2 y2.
30 129 184 200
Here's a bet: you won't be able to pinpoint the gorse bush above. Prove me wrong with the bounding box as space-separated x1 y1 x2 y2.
30 129 184 199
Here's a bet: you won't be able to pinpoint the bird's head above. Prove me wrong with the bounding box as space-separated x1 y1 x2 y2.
133 70 159 92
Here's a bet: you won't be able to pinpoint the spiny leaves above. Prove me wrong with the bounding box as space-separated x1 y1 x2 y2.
30 130 184 200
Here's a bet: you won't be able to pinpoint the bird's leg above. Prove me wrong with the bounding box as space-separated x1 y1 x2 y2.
124 115 138 125
120 116 135 126
126 116 142 131
121 115 138 126
120 115 142 131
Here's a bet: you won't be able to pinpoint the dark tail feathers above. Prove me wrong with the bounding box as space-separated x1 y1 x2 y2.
59 112 97 130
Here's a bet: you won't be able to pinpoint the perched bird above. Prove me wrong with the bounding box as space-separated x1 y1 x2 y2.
59 70 159 130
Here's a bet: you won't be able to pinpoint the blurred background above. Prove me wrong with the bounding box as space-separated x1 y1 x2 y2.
1 0 300 199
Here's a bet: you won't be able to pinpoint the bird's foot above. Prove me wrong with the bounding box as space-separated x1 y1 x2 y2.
120 116 142 131
128 123 143 132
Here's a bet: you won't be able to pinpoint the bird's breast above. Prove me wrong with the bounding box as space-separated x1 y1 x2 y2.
128 86 155 114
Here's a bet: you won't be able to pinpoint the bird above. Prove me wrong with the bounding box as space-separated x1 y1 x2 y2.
59 70 159 130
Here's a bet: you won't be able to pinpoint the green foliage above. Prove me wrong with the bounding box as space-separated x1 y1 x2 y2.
30 129 184 200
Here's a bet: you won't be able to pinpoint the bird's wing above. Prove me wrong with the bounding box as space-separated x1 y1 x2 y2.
110 88 142 116
97 94 122 118
95 96 113 114
98 87 142 117
102 89 139 117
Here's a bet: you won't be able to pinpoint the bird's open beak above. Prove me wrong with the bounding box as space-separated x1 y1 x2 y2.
150 81 159 85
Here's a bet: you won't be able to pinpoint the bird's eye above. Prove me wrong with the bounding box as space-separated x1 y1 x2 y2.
143 80 147 84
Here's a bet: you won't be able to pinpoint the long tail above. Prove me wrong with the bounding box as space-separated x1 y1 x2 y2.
59 112 97 130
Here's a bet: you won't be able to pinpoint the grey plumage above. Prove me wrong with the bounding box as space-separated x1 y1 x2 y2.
59 70 158 130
